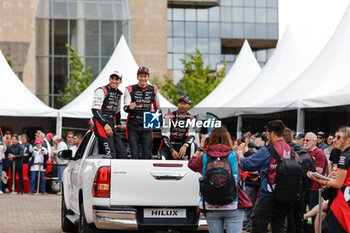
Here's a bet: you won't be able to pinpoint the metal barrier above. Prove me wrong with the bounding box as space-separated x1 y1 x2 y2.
318 189 323 233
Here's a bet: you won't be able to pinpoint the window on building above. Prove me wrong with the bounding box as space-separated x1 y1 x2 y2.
36 0 130 108
167 0 278 84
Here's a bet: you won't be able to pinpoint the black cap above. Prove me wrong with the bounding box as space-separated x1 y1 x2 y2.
317 131 326 138
296 133 305 140
137 67 150 75
178 95 191 105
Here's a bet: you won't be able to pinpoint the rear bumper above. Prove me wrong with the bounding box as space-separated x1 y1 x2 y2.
93 207 208 230
93 209 138 230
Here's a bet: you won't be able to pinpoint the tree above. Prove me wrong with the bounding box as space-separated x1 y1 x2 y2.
154 49 226 106
152 76 179 105
58 43 92 105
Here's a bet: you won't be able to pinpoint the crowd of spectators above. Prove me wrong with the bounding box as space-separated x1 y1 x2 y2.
227 126 346 233
0 130 83 194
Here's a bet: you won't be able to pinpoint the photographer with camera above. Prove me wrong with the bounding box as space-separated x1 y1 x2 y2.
242 142 261 231
29 138 48 194
236 120 303 233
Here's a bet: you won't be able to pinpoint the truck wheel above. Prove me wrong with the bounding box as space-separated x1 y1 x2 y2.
61 191 77 232
78 201 106 233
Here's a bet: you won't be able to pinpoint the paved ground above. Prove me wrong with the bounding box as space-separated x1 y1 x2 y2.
0 193 254 233
0 193 63 233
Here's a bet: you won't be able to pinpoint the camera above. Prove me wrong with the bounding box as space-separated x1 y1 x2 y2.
261 132 268 142
205 136 209 145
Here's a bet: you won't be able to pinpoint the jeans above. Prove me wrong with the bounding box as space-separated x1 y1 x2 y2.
206 209 244 233
30 171 45 193
243 185 259 229
57 165 66 181
308 191 319 210
0 163 2 191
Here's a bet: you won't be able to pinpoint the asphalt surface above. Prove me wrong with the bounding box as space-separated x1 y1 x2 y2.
0 193 252 233
0 193 63 233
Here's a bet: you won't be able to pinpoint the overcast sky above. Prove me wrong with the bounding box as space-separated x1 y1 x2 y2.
279 0 350 64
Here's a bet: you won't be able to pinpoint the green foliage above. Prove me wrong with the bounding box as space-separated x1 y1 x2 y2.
152 76 179 105
6 56 13 68
154 49 226 107
58 43 92 105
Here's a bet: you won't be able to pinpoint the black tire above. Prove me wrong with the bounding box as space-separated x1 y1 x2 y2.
78 201 106 233
61 190 77 232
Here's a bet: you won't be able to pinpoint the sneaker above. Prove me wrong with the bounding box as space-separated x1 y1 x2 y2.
0 191 3 194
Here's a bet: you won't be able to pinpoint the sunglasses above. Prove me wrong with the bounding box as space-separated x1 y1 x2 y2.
110 76 121 80
317 136 324 139
335 135 342 140
304 139 310 142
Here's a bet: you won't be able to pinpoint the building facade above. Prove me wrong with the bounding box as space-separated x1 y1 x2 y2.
0 0 277 108
167 0 278 82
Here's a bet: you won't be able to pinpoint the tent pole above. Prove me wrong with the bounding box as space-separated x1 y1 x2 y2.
56 112 62 137
237 115 243 139
296 108 305 135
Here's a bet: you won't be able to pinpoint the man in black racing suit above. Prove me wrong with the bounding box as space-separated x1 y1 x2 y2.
159 95 196 160
91 71 126 159
123 67 160 159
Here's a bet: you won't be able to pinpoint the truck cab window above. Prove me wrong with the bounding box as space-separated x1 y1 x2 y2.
74 131 92 160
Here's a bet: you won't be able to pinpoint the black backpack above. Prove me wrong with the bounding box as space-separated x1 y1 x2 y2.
200 153 237 206
267 144 303 204
293 147 316 191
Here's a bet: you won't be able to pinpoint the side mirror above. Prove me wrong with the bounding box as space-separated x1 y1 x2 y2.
58 149 73 160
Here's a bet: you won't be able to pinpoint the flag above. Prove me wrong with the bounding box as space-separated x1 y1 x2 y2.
206 112 220 135
323 187 350 233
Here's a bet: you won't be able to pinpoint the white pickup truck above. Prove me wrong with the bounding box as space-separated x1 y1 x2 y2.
60 131 207 233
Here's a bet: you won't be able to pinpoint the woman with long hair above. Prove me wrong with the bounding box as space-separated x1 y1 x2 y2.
308 126 350 233
188 126 245 233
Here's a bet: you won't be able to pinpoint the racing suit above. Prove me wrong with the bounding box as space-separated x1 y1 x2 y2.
124 84 160 159
91 84 126 159
159 111 196 160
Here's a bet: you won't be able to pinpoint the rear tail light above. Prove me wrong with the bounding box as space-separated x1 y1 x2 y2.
92 166 110 198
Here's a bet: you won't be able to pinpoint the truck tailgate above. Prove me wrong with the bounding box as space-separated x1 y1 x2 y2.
110 160 201 206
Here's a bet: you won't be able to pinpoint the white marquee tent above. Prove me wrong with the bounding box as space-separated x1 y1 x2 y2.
59 36 175 135
0 50 58 117
217 26 308 119
249 4 350 133
258 3 350 110
194 40 261 112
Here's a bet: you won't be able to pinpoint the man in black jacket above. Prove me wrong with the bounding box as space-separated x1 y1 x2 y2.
283 128 315 233
21 134 32 165
159 95 195 160
6 134 24 194
91 71 126 159
123 67 160 159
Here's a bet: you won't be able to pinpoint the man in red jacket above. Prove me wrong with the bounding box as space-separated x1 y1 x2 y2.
304 132 328 212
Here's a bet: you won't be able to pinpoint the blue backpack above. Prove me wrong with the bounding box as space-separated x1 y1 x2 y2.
200 151 238 205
